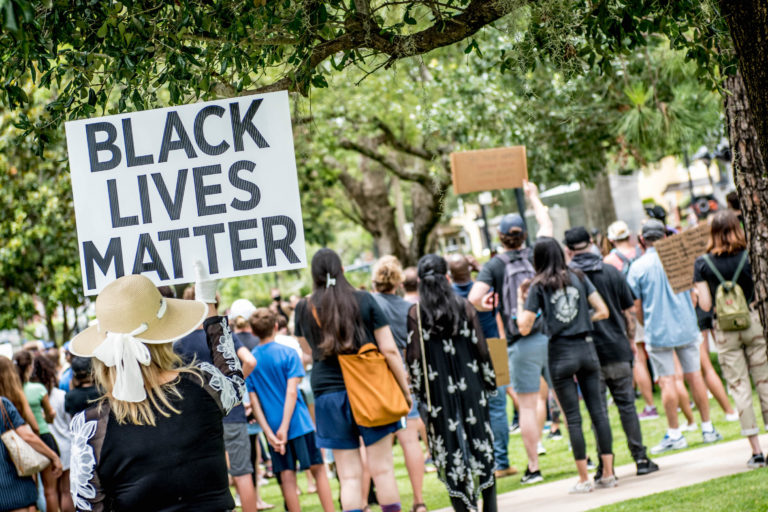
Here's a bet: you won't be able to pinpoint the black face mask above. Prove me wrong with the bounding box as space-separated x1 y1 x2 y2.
273 295 282 302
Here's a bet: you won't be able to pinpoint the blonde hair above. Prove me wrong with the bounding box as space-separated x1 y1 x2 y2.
93 343 199 426
372 255 404 293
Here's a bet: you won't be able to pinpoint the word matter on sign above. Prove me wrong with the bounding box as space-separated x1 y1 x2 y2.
655 223 711 294
65 91 306 295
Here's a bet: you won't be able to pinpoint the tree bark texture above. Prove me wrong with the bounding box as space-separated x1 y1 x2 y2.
580 172 617 235
720 1 768 165
722 71 768 336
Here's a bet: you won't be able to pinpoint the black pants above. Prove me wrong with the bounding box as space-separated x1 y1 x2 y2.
450 482 497 512
594 361 647 461
549 337 613 461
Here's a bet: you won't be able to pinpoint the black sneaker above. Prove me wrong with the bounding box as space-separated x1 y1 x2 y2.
586 457 596 471
593 463 603 481
747 453 766 468
546 429 563 440
520 467 543 484
636 458 660 475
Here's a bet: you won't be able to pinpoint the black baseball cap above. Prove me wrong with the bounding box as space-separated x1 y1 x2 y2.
499 213 526 234
564 226 591 250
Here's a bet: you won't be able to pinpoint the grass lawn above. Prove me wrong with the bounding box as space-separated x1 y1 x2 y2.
590 467 768 511
243 390 756 511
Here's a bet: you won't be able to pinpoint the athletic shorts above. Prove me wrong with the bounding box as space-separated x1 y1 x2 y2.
269 431 324 474
223 422 254 476
314 390 400 450
647 341 700 377
508 332 551 394
40 432 59 456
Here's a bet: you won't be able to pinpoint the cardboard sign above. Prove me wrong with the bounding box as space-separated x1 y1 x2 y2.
654 223 711 294
65 91 306 295
450 146 528 194
487 337 511 387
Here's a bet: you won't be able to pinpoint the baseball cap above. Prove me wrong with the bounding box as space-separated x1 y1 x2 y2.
607 221 631 242
564 227 591 250
499 213 526 234
641 219 666 240
229 299 257 320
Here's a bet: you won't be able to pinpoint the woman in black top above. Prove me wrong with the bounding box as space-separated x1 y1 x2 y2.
517 238 613 493
294 249 410 512
405 254 497 512
694 210 768 467
69 270 245 512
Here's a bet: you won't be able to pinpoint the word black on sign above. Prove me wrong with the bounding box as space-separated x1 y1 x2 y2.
65 91 306 295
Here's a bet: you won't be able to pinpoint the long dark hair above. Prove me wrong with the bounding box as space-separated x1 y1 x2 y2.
310 248 361 357
531 237 582 291
417 254 466 334
13 350 33 384
31 354 59 393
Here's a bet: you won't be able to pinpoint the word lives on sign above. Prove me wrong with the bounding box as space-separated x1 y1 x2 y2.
65 91 306 295
654 223 710 294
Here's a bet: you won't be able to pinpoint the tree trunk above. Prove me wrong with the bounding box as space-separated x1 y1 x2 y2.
580 172 617 235
408 180 447 266
722 71 768 335
338 159 410 265
61 303 71 346
43 304 57 346
720 1 768 165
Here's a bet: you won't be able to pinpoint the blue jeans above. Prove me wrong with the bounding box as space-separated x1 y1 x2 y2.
487 385 509 470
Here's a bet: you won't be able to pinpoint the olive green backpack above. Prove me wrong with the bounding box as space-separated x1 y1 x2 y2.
703 253 751 331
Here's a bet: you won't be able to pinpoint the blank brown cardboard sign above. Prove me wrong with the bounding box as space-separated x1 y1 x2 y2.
654 223 711 294
487 337 511 387
450 146 528 194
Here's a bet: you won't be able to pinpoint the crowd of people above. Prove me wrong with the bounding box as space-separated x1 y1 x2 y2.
1 184 766 512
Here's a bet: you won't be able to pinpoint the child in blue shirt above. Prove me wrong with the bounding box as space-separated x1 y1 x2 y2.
246 308 334 512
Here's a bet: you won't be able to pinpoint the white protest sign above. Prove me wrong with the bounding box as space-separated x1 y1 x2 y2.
65 91 306 295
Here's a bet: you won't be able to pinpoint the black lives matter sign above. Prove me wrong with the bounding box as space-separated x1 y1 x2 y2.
65 91 306 295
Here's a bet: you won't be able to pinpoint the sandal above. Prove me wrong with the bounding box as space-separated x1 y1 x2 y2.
411 504 428 512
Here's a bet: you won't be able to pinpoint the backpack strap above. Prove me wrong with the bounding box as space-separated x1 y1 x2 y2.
702 254 729 288
732 252 749 284
611 248 631 267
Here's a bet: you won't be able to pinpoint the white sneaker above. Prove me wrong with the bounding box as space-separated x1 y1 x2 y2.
702 429 723 444
682 422 698 432
595 475 618 489
569 480 594 494
725 412 740 422
537 442 547 455
650 434 688 454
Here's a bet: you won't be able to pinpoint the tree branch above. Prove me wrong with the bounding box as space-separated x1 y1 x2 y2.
339 138 433 187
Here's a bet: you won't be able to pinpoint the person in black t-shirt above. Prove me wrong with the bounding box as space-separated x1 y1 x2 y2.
517 237 614 494
293 248 411 512
565 227 659 477
64 356 101 416
693 210 768 468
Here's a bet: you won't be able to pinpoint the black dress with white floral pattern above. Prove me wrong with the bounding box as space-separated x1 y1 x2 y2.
406 300 497 510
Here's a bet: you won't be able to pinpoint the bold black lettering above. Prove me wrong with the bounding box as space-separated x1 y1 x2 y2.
122 118 154 167
158 111 198 163
262 215 300 267
85 122 121 172
229 219 262 271
193 224 225 274
107 179 139 228
228 160 260 211
137 174 152 224
132 233 169 280
152 169 188 221
194 105 230 156
158 228 190 279
230 99 269 151
83 238 125 291
193 165 226 216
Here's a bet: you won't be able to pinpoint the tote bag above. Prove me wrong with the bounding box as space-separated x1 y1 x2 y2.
1 401 50 477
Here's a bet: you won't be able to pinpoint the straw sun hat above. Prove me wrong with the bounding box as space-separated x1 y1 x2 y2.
70 274 206 402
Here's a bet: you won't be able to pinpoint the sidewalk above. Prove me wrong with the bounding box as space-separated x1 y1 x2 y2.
436 433 767 512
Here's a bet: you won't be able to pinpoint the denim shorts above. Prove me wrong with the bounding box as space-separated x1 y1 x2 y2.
406 395 421 420
508 332 551 394
648 341 701 377
314 390 401 449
